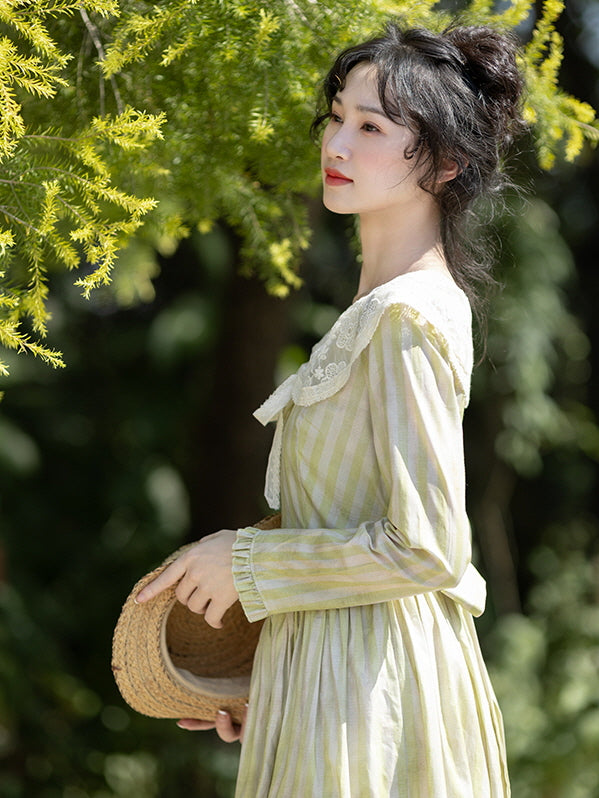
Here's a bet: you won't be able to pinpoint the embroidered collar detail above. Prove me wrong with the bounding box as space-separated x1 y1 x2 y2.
255 270 473 427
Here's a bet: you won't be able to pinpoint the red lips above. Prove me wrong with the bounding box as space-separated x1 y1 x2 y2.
324 167 353 186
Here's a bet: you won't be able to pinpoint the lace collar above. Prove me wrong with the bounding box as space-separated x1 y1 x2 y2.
255 270 473 427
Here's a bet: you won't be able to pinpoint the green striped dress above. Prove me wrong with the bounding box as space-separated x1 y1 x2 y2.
232 270 510 797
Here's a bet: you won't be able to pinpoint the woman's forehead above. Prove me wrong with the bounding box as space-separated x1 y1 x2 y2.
333 63 380 104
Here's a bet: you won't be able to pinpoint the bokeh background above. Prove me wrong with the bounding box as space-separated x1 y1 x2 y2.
1 2 598 797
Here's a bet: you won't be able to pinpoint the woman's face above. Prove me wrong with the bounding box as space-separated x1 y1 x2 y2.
321 63 429 219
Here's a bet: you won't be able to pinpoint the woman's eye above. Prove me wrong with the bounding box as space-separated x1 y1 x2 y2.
362 122 380 133
329 113 343 124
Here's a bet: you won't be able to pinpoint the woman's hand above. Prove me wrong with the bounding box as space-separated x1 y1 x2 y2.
177 706 247 743
135 529 239 629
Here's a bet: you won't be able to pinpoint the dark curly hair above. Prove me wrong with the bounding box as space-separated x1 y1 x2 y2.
312 23 526 327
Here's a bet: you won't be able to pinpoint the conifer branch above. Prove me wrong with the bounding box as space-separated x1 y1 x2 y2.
0 207 40 234
79 5 124 115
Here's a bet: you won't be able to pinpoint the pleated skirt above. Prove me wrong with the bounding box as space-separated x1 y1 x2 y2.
234 593 510 798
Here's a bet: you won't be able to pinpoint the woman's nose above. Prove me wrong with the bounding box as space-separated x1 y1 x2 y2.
323 126 351 160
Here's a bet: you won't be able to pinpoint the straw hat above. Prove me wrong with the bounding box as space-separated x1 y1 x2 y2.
111 514 280 725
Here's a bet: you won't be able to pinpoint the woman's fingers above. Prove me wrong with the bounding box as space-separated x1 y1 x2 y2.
175 714 240 741
214 710 242 742
135 531 237 608
177 719 216 731
177 705 248 742
203 597 232 629
175 580 207 611
138 563 217 620
136 550 210 609
135 557 189 603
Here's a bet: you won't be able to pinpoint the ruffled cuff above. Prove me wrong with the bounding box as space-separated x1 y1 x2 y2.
232 527 268 622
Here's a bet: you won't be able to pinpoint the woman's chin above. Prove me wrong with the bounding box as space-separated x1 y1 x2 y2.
322 194 354 215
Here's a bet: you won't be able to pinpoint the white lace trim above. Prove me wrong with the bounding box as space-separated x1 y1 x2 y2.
255 270 473 509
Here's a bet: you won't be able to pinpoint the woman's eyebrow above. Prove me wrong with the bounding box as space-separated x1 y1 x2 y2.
357 104 387 117
332 95 386 117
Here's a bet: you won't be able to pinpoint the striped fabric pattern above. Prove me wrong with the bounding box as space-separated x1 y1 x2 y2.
232 277 510 797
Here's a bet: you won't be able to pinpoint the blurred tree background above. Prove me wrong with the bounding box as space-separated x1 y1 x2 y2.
0 1 598 797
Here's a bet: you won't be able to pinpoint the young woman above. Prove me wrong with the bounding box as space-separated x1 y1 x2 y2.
137 22 524 797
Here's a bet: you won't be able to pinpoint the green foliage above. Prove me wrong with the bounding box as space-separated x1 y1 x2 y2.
473 196 599 476
520 0 599 168
0 2 163 374
487 523 599 798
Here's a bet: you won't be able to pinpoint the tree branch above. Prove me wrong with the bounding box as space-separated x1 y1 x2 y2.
79 5 124 115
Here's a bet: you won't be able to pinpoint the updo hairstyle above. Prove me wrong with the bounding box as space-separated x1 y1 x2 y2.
313 23 526 323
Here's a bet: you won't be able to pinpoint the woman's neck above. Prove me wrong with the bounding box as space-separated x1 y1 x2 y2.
354 204 450 303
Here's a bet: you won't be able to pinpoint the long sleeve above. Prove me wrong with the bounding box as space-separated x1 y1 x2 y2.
232 306 473 622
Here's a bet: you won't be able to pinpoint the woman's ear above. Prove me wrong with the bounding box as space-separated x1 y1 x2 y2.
437 157 463 184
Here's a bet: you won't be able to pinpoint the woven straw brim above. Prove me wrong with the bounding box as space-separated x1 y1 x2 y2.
111 515 280 725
